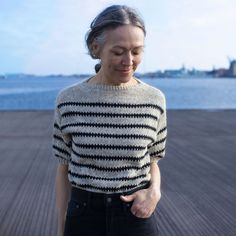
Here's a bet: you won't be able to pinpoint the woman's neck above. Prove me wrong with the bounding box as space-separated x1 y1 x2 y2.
87 73 138 86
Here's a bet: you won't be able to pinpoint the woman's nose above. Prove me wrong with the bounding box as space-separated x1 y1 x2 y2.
122 52 133 66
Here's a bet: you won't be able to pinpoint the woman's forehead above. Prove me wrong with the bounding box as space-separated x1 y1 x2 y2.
104 25 145 47
106 25 144 36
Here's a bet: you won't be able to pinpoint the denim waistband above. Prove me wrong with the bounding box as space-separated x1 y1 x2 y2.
70 181 151 206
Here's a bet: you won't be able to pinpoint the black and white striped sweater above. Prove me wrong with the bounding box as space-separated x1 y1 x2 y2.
52 77 167 193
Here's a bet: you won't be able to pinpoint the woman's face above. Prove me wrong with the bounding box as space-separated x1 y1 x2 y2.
96 25 145 84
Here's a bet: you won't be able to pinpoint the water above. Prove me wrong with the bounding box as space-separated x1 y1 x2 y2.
0 76 236 110
147 78 236 109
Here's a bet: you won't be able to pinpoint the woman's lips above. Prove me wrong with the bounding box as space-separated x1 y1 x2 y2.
117 68 132 73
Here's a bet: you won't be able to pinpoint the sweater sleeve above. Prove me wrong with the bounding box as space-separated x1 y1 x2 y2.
52 101 72 165
148 95 167 163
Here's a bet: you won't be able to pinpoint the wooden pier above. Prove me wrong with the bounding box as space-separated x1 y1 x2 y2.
0 110 235 236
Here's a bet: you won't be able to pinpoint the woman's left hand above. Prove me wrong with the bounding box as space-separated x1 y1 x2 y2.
120 185 161 218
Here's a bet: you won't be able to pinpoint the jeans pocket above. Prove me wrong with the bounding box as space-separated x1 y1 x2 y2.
66 200 88 217
123 202 158 236
124 201 152 221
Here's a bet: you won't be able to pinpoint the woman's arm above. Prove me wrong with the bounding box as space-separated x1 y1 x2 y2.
149 161 161 194
120 161 161 218
55 163 71 236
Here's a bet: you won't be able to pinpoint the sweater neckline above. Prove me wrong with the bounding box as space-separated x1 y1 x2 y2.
81 77 144 91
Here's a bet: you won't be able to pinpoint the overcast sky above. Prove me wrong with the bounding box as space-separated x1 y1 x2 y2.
0 0 236 75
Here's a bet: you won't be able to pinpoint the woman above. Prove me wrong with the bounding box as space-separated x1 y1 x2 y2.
52 5 167 236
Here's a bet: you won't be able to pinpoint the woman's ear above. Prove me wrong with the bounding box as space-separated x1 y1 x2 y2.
91 41 100 58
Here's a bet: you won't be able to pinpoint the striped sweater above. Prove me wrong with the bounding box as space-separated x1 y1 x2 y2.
52 77 167 193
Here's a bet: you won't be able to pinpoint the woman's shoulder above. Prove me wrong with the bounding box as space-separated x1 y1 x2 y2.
138 78 166 101
55 80 86 104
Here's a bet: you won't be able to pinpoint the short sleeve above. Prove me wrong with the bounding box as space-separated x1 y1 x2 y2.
52 101 72 165
148 95 167 163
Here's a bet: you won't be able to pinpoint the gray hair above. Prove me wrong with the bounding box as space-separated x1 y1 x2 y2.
85 5 146 60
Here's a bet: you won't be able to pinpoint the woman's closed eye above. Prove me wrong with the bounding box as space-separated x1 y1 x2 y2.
132 48 144 56
132 51 141 56
112 51 124 56
112 50 143 56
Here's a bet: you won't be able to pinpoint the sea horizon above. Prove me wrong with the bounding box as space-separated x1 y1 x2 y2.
0 76 236 110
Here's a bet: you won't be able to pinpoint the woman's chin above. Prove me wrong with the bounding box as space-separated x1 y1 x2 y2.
116 71 134 80
116 77 133 84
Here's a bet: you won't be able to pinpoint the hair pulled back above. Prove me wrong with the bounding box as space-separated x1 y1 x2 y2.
85 5 146 72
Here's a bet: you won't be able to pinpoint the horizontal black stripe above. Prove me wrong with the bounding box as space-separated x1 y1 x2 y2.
71 132 154 143
53 134 63 142
61 111 158 121
55 154 69 162
72 148 149 162
58 102 164 114
68 169 147 181
54 123 60 130
158 126 167 135
53 135 72 147
61 122 157 132
149 148 165 157
72 141 146 151
52 145 70 156
70 180 150 192
70 160 150 172
153 136 167 146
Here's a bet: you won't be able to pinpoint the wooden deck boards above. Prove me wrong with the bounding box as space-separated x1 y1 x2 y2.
0 110 235 236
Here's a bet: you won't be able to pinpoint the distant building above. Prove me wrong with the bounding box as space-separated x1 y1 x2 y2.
229 60 236 77
210 58 236 78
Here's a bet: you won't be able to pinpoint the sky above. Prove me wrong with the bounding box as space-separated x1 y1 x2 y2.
0 0 236 75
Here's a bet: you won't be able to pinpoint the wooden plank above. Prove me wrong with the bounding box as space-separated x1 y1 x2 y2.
157 110 236 236
0 111 57 236
0 110 235 236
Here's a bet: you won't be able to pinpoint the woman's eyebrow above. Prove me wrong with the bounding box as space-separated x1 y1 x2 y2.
112 45 144 50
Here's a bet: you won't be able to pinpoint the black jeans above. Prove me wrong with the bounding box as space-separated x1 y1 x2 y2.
64 182 159 236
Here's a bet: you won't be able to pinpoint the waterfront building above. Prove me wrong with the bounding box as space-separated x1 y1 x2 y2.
229 60 236 77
